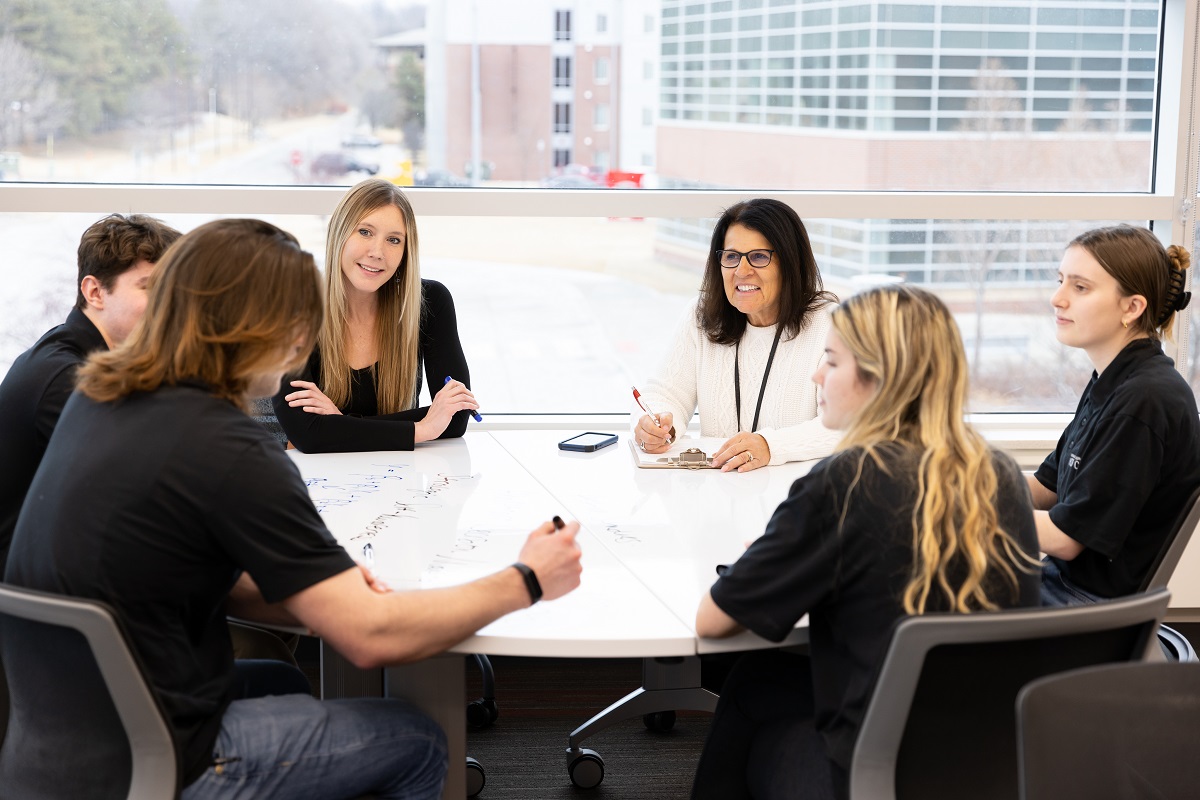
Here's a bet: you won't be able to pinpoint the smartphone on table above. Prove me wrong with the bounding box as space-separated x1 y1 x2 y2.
558 432 619 452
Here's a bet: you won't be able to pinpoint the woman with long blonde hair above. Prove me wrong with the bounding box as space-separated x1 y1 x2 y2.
692 285 1040 800
274 178 478 452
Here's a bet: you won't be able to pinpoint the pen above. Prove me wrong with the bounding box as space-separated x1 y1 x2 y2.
362 542 374 564
631 385 660 426
632 385 672 444
552 515 566 530
445 375 484 422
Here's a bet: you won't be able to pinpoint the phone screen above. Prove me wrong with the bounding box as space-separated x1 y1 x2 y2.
559 432 618 451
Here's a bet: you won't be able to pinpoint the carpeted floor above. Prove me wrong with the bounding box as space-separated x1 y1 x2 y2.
297 641 708 798
463 656 707 799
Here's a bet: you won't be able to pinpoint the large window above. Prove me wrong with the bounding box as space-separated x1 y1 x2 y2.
1 0 1198 420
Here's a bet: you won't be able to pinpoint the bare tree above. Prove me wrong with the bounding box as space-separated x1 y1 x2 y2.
0 34 70 150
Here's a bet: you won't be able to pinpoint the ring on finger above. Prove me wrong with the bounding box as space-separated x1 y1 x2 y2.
745 451 755 462
638 439 646 451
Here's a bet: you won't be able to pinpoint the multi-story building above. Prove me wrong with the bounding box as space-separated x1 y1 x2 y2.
655 0 1160 288
424 0 658 182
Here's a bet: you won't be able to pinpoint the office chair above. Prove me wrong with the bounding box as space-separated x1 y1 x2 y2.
565 655 718 788
1141 486 1200 661
849 589 1168 800
1017 661 1200 800
0 582 180 800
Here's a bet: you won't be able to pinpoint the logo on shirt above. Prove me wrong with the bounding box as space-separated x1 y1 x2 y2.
1067 453 1082 470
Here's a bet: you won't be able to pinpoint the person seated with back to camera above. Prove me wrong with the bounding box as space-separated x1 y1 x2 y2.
632 198 840 472
692 284 1041 800
1 218 582 800
273 178 479 452
1029 225 1200 606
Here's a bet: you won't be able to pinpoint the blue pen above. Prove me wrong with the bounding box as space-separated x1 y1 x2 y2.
445 376 483 422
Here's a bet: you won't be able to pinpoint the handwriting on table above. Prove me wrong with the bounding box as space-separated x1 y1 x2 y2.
304 465 472 513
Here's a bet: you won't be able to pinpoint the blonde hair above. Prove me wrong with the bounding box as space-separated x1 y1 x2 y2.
77 219 322 411
832 285 1034 614
1070 225 1193 342
320 179 424 414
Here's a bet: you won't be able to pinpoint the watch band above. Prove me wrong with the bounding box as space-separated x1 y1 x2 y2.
511 562 543 604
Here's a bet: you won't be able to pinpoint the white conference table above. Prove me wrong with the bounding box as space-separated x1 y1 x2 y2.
288 431 815 797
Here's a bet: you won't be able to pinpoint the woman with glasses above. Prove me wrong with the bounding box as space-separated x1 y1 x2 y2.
1030 225 1200 605
633 199 839 470
691 285 1040 800
273 179 479 452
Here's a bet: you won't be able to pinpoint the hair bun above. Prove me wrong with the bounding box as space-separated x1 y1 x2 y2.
1167 244 1191 273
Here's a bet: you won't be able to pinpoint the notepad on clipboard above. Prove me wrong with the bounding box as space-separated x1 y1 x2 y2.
628 436 727 469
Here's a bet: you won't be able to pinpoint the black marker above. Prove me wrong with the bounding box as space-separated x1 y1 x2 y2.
552 515 566 530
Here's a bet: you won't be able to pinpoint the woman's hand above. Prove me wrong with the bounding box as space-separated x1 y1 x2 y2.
285 380 343 416
415 378 479 443
712 433 770 472
634 412 675 454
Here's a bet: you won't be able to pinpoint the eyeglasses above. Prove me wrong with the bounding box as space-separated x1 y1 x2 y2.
716 249 774 269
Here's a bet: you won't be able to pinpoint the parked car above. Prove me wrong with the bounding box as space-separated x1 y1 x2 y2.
541 174 603 189
341 133 383 148
414 169 470 187
310 152 378 180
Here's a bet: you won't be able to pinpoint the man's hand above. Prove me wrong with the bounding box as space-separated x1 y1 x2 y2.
516 519 583 602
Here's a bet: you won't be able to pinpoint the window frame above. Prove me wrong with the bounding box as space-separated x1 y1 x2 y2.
0 0 1196 451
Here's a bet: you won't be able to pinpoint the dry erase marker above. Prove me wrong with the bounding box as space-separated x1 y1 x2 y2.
552 515 566 530
445 375 483 422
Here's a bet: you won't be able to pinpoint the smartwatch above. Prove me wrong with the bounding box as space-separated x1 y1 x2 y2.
511 562 543 604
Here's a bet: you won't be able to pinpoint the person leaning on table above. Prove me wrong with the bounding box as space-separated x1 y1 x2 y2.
2 219 582 800
692 285 1041 800
1028 225 1200 606
632 198 840 472
273 178 479 453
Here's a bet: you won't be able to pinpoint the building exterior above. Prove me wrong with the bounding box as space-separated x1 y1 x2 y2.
425 0 658 182
655 0 1159 288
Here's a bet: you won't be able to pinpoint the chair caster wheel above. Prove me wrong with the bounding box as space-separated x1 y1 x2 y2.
466 756 486 796
642 710 676 732
567 747 605 789
467 697 499 729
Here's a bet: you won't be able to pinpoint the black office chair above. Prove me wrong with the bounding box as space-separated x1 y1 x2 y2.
1017 661 1200 800
1140 486 1200 661
849 589 1169 800
0 582 180 800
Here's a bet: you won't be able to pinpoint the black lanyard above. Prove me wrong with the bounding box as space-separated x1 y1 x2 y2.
734 326 784 434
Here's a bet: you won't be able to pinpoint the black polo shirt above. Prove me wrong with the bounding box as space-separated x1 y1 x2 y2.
711 444 1040 778
0 308 107 571
1034 338 1200 598
4 383 355 787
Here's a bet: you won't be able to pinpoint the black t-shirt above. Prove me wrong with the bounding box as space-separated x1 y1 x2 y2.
273 279 471 452
710 444 1040 775
4 383 355 786
1034 338 1200 598
0 308 107 571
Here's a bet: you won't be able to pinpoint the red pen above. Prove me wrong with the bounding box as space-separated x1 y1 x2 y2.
632 386 672 444
631 385 660 426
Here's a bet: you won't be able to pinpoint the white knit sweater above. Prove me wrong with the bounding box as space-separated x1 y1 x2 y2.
633 303 841 465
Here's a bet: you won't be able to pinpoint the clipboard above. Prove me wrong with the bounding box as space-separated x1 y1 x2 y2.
628 437 724 470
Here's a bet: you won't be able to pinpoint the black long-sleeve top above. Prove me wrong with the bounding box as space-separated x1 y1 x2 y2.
273 279 472 452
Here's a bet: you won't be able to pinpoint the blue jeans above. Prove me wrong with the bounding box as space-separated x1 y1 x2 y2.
1039 558 1106 607
182 694 447 800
